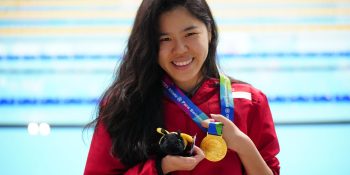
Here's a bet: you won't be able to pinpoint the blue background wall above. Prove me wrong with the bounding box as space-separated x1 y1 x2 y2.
1 0 350 174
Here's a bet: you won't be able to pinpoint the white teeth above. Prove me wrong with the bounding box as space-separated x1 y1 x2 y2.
173 58 193 66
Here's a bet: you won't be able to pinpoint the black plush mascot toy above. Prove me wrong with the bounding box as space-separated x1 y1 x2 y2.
156 128 195 157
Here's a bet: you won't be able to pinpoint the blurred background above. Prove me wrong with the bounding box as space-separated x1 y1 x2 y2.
1 0 350 174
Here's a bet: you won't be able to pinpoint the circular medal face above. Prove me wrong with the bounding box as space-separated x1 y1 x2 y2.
200 134 227 162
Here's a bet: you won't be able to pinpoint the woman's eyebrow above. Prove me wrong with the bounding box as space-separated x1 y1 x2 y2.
159 25 199 36
183 25 198 32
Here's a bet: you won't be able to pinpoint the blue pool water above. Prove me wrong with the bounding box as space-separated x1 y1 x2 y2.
1 125 350 175
1 0 350 174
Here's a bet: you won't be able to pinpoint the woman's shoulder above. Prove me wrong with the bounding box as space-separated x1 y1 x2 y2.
232 82 268 105
205 77 268 104
201 77 268 105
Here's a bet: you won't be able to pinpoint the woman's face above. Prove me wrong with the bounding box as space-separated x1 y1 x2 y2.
158 7 211 92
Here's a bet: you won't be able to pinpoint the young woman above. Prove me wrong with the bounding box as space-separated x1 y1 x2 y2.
84 0 280 174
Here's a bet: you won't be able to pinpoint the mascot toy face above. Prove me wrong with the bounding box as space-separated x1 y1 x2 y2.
157 128 195 156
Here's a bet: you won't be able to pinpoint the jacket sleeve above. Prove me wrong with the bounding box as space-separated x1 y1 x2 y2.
84 123 158 175
247 90 280 175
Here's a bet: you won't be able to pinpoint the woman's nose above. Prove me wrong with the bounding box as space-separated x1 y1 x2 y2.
172 39 188 54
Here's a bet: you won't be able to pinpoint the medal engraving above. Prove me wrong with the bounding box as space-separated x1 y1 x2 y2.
200 134 227 162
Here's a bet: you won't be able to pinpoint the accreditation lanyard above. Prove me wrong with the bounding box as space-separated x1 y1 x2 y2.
162 74 234 133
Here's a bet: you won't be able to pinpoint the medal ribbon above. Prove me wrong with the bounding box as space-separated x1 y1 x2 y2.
162 73 234 133
208 122 223 136
220 74 234 122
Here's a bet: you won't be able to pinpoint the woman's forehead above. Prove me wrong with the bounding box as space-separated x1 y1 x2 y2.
158 7 205 33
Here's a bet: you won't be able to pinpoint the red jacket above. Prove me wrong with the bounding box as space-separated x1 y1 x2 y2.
84 78 280 175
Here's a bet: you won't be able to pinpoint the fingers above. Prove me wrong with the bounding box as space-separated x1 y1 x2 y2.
182 146 204 169
162 146 204 172
201 114 232 128
201 118 215 128
192 145 205 160
210 114 231 124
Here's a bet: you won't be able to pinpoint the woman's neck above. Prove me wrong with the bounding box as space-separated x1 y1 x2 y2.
174 75 204 93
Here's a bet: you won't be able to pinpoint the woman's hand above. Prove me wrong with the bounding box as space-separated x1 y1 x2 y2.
201 114 273 175
161 145 205 174
201 114 249 153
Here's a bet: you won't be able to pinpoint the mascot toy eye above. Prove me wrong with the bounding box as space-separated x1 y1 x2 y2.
156 128 195 157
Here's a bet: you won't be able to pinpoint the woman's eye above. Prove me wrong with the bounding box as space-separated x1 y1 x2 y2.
185 32 197 37
160 37 171 42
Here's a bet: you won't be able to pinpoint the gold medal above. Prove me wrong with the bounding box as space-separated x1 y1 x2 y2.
200 133 227 162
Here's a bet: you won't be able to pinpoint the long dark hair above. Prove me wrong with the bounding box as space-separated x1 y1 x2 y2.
92 0 220 167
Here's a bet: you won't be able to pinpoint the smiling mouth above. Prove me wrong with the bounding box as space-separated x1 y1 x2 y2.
172 58 194 67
